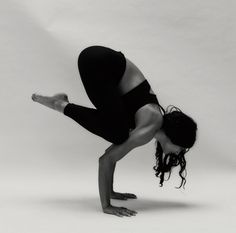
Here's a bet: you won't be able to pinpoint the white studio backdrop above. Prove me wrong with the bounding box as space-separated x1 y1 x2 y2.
0 0 236 232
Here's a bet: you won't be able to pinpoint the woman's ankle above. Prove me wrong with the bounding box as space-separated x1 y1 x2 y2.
54 100 69 113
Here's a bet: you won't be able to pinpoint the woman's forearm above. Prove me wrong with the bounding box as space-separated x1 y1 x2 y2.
98 139 137 210
110 162 116 193
104 144 117 193
98 157 115 209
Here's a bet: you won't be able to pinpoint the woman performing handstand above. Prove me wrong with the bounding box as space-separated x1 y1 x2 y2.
32 45 197 217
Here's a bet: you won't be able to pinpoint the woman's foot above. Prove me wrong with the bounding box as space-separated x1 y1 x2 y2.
31 92 69 113
52 93 69 102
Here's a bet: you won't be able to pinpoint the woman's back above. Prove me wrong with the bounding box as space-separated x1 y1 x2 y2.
117 57 155 96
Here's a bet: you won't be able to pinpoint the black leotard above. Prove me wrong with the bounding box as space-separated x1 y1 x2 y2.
121 79 160 129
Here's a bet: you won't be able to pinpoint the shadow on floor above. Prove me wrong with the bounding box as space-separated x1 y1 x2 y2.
126 198 203 212
28 196 206 213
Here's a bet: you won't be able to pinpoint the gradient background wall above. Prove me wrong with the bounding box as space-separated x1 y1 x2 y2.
0 0 235 232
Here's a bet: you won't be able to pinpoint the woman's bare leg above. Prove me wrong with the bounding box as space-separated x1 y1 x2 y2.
31 93 69 113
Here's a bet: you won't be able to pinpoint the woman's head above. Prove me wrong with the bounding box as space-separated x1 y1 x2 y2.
153 105 198 189
161 106 197 148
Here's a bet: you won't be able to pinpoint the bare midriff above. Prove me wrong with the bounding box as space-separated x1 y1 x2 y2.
117 57 155 95
117 57 162 119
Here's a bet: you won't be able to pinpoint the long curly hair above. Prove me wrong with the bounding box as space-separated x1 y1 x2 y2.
153 105 197 189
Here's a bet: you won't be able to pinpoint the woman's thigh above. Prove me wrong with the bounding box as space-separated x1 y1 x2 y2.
77 45 126 110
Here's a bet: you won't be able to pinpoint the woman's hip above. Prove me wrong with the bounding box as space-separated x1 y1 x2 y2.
77 45 126 85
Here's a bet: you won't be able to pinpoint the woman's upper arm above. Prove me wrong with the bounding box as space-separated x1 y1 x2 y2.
128 124 157 147
100 125 156 164
101 109 162 163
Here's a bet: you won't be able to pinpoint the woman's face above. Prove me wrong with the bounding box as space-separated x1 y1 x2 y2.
155 129 185 155
162 140 185 155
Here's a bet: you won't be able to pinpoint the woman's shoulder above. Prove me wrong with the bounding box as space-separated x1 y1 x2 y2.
134 103 163 130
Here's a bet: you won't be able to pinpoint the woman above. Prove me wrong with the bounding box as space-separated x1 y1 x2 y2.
32 45 197 217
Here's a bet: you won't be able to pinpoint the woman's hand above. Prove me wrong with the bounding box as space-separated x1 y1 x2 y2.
103 205 137 217
111 191 137 200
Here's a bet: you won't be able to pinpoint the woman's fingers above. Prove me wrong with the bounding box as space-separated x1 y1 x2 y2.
115 212 124 217
124 193 137 199
111 192 137 200
120 207 137 216
111 192 127 200
103 205 137 217
119 211 131 217
115 207 136 217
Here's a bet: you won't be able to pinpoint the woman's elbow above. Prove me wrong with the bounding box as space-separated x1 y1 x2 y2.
112 132 130 145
